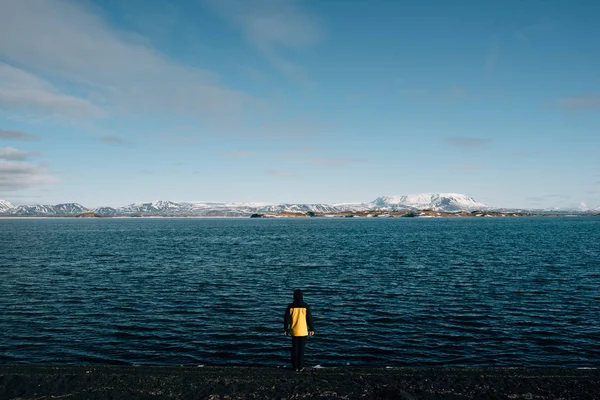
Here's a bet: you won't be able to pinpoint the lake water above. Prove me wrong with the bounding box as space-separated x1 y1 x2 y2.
1 217 599 367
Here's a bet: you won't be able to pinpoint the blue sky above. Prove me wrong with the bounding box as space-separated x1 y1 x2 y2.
0 0 599 209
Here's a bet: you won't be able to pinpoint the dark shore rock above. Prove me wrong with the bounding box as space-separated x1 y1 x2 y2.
1 365 598 400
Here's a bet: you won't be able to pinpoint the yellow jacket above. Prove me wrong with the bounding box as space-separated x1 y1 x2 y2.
284 301 314 337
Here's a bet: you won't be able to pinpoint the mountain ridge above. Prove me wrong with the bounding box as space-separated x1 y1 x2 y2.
0 194 597 217
0 199 14 213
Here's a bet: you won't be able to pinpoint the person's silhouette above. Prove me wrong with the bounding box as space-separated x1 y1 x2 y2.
283 289 314 371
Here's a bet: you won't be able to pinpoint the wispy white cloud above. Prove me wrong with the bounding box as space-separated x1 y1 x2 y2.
208 0 321 49
256 119 334 138
264 54 313 85
207 0 323 83
0 63 105 120
154 133 200 145
0 0 266 124
515 18 560 45
0 128 40 141
558 95 600 110
0 160 57 191
98 135 135 148
239 65 269 83
0 147 35 161
277 146 315 159
1 0 331 141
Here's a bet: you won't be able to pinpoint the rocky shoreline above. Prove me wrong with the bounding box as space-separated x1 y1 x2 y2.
1 365 599 399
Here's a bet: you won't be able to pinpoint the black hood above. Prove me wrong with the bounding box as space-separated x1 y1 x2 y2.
293 289 304 304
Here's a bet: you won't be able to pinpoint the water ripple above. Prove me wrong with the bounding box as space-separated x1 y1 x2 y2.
1 217 599 367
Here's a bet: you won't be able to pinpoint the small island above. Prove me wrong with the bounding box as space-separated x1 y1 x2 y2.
75 212 104 218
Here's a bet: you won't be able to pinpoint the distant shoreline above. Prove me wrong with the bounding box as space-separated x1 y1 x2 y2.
0 211 598 219
0 216 249 219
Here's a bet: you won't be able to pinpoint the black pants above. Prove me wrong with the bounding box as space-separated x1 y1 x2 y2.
291 336 307 370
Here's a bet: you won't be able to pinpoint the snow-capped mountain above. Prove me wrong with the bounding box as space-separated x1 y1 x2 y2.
113 201 249 217
7 203 89 216
257 203 341 214
93 207 118 217
53 203 89 215
372 193 487 212
578 203 600 212
0 193 518 216
187 202 271 217
119 200 184 215
332 202 373 212
112 201 346 216
0 200 14 213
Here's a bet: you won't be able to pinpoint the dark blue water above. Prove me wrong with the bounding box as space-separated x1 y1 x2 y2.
1 217 599 367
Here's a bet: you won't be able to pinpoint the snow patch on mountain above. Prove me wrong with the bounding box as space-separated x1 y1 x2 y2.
0 193 496 216
120 201 183 214
93 207 118 217
187 201 272 208
257 203 340 213
578 202 600 212
53 203 88 215
332 202 373 212
372 193 487 212
117 201 255 216
8 203 88 216
0 200 14 213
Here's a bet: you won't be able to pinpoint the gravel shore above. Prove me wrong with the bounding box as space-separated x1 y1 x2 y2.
1 365 598 399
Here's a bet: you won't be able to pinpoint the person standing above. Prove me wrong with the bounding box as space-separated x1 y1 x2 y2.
283 289 314 371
